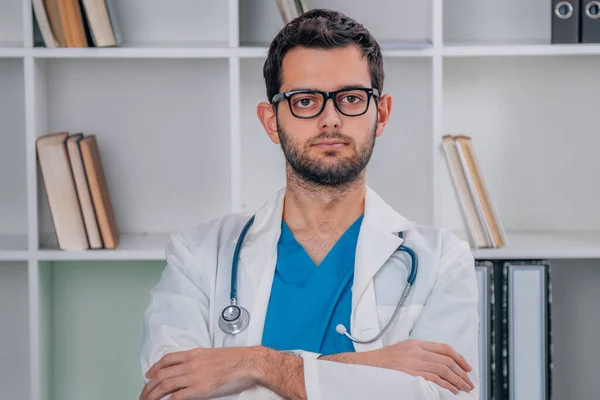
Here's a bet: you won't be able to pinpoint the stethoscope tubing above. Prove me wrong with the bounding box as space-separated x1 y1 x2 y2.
221 215 418 343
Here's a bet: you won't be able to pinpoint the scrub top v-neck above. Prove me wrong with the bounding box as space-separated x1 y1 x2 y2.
261 215 363 356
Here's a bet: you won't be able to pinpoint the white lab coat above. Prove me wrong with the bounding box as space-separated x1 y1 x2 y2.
140 185 480 400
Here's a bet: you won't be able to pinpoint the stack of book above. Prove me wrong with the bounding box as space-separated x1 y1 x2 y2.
32 0 122 48
275 0 310 24
36 132 119 251
442 134 507 249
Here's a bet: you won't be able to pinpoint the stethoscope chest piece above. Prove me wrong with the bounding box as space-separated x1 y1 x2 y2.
218 304 250 335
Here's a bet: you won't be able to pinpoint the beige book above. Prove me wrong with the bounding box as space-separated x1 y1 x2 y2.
454 136 495 248
81 0 117 47
442 135 488 248
66 133 103 249
455 136 507 248
36 132 89 251
32 0 59 48
79 135 119 249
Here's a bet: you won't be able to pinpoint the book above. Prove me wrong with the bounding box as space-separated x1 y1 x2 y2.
442 134 488 248
36 132 90 251
442 134 507 248
79 135 119 249
32 0 60 48
80 0 117 47
57 0 88 47
44 0 67 47
66 133 103 249
455 136 507 248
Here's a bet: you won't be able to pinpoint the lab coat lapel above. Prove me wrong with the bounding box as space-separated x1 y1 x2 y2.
235 188 286 346
351 186 416 352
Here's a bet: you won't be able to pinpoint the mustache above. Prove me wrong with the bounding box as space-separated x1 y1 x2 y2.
308 131 355 145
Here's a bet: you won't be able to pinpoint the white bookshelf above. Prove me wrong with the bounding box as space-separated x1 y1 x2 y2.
1 0 599 399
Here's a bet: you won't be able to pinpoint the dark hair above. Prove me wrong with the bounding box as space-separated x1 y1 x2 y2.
263 9 384 103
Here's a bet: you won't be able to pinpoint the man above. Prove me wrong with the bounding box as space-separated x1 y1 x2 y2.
140 9 479 400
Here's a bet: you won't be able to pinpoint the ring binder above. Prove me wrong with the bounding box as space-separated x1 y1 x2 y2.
552 0 580 43
582 0 600 42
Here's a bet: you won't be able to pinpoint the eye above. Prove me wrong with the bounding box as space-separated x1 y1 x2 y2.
339 93 365 104
293 97 315 108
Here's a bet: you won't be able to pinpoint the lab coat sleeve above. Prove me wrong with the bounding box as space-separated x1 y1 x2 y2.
139 231 213 380
301 232 480 400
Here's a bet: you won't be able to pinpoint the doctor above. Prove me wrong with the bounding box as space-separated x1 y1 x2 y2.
140 8 479 400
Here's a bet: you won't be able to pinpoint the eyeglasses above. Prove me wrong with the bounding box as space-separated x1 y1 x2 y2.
271 87 380 119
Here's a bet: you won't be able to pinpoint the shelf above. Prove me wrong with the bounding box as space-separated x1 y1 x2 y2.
38 233 170 261
471 231 600 260
0 45 25 58
29 231 600 261
4 43 600 59
443 41 600 57
31 41 236 59
0 235 28 261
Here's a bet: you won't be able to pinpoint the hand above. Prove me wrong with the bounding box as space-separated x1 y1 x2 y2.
139 346 265 400
363 339 475 395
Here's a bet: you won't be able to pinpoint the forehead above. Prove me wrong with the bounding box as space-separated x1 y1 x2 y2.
280 45 371 91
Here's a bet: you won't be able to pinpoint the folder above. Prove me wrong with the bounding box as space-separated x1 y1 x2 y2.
475 261 493 400
581 0 600 43
551 0 580 43
503 261 554 400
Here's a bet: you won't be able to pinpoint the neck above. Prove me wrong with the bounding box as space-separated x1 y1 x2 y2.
282 166 366 234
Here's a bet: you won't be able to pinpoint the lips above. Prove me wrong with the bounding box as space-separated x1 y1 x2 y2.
313 142 347 150
314 140 346 145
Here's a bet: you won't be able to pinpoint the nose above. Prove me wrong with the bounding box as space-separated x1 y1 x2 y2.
317 97 342 130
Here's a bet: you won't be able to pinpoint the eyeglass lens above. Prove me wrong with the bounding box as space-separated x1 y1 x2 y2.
289 90 370 118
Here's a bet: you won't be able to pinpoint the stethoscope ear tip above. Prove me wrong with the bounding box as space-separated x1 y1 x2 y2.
335 324 347 335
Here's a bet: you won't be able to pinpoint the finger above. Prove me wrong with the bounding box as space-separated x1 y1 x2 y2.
145 350 192 379
170 388 196 400
147 376 187 400
424 352 474 391
426 362 471 394
141 364 187 399
419 372 459 395
421 342 472 373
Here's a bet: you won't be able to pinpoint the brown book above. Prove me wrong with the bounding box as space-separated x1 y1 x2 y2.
36 132 90 251
57 0 88 47
455 135 506 248
79 135 119 249
44 0 67 47
66 133 103 249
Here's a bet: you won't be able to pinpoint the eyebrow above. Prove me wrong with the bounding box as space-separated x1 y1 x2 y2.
287 84 370 92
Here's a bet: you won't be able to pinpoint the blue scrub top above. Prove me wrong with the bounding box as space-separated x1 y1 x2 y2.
261 215 363 356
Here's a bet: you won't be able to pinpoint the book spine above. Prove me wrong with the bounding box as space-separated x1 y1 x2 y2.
455 140 494 248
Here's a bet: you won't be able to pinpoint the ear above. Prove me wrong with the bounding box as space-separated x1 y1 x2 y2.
257 101 280 144
374 93 392 138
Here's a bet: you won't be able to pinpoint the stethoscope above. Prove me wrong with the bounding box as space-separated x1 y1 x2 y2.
218 214 418 344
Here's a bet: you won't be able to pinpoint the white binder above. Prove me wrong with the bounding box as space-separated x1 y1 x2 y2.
475 262 493 400
504 261 553 400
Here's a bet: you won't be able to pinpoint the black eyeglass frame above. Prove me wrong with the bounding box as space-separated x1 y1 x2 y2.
271 87 380 119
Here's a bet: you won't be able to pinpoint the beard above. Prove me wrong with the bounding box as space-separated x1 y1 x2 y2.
277 119 377 186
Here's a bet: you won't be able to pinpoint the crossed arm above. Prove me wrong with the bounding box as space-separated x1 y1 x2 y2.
139 339 475 400
140 231 479 400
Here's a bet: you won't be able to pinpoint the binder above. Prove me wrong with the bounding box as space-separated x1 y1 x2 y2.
551 0 580 43
581 0 600 43
503 261 554 400
475 262 493 400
